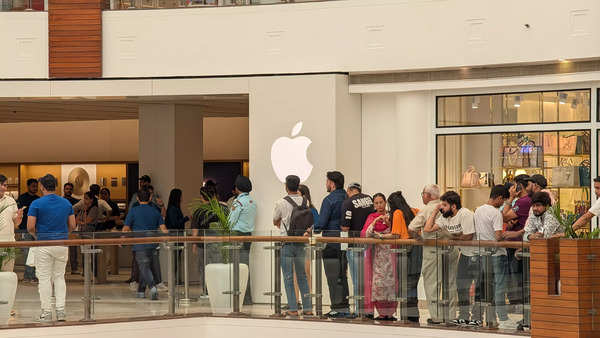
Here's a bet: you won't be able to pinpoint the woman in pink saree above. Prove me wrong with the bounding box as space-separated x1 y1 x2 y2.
361 193 398 321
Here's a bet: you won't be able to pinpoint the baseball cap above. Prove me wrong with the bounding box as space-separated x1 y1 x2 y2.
347 182 362 192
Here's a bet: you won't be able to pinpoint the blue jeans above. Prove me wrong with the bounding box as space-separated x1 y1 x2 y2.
489 255 509 321
135 249 157 292
21 232 36 280
346 249 360 312
281 243 312 312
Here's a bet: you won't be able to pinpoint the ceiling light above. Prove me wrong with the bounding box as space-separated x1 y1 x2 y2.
471 97 480 109
514 96 521 108
559 93 568 104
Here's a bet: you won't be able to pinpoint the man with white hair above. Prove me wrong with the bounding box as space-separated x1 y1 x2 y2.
408 184 444 324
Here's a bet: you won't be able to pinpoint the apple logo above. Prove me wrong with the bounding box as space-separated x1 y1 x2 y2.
271 121 313 183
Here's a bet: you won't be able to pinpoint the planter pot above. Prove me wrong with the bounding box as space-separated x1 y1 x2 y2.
530 238 600 338
205 263 249 314
0 272 17 325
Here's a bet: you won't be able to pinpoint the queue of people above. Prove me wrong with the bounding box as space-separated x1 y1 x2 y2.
271 171 575 330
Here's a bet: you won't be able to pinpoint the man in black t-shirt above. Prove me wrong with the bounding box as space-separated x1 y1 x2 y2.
17 178 40 282
340 182 373 315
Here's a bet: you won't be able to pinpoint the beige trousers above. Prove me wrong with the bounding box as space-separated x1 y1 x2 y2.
421 245 459 321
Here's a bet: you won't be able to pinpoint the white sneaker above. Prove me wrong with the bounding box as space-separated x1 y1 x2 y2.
37 310 53 323
156 282 168 292
498 319 518 330
56 309 66 322
129 281 139 291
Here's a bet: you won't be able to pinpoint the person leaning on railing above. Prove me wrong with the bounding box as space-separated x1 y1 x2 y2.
523 191 564 241
26 174 76 323
572 176 600 231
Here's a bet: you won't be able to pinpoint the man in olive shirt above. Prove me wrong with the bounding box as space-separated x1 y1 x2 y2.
408 184 442 324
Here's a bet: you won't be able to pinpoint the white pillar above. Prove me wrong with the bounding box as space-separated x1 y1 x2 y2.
138 104 204 213
248 74 361 304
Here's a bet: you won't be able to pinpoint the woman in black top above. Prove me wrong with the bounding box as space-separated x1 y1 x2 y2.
166 188 189 232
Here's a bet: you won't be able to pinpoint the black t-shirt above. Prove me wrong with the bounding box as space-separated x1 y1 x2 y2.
341 193 374 237
104 199 121 230
64 196 80 206
17 193 40 230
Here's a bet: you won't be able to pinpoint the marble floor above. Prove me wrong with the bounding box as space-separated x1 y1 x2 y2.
2 269 527 336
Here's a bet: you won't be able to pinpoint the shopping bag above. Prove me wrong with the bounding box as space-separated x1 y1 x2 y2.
25 248 35 267
502 146 522 167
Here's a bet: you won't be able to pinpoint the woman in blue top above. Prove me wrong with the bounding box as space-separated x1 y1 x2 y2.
296 184 318 308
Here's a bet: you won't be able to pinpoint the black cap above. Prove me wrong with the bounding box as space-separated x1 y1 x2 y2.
531 174 548 189
235 175 252 193
347 182 362 192
139 175 151 183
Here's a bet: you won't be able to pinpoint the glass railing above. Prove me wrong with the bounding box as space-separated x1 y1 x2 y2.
0 229 533 335
0 0 44 11
108 0 336 11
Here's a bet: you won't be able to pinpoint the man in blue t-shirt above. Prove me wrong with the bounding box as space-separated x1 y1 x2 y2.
27 174 75 323
123 188 167 300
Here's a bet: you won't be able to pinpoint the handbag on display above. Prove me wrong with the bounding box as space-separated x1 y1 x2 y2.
543 133 558 155
578 159 591 187
552 166 580 187
576 132 591 155
559 134 578 156
479 172 494 187
518 136 543 168
502 146 523 168
461 166 481 188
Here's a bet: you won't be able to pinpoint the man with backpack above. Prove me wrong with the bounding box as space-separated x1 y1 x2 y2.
273 175 313 316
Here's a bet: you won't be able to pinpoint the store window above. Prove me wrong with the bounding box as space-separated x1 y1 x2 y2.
437 89 590 127
437 130 591 215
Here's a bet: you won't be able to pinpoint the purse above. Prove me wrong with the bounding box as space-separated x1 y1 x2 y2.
479 172 494 187
552 166 580 187
544 133 558 155
576 132 591 155
559 134 577 156
578 159 591 187
502 146 523 167
461 166 481 188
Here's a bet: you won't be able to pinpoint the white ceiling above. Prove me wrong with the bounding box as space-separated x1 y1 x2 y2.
0 95 249 123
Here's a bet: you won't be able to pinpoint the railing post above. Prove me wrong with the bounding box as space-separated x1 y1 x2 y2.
231 242 242 314
439 244 450 324
80 244 101 322
179 233 197 305
392 245 409 323
347 245 366 319
263 241 283 317
519 249 531 330
165 242 177 316
482 250 494 328
309 237 324 317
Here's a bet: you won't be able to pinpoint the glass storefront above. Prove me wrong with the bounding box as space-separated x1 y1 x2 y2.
436 88 594 230
437 89 590 127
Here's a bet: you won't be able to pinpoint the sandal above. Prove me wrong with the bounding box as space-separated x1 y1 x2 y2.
303 312 314 316
285 311 299 316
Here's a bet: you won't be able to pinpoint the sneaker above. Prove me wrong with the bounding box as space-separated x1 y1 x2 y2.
37 311 53 323
325 311 346 319
136 292 145 299
427 318 442 325
452 319 467 325
498 319 518 330
56 310 66 322
150 287 158 300
407 316 420 323
129 282 139 291
156 282 168 292
467 319 482 326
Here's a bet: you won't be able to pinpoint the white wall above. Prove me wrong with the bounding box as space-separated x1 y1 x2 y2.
203 117 249 161
361 92 436 209
103 0 600 77
0 12 48 79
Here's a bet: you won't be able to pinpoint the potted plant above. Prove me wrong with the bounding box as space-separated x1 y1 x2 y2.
529 203 600 338
189 196 249 314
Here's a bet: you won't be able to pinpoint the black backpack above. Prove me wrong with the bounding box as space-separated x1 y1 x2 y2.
284 196 314 236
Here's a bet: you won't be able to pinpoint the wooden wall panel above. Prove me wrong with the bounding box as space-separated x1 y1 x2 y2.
48 0 102 79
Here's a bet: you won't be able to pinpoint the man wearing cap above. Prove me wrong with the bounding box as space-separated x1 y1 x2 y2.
340 182 373 315
228 175 257 305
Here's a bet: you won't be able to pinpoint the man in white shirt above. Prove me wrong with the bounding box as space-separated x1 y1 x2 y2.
424 190 471 324
573 176 600 231
473 184 517 330
273 175 312 316
0 174 23 272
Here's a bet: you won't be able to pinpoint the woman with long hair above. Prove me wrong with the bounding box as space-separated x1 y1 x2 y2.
361 193 397 321
387 191 421 323
76 191 99 232
165 188 189 231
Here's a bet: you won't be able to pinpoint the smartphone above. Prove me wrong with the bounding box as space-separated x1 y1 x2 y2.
516 184 522 193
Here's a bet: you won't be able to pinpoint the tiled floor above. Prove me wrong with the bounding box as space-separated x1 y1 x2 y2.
3 270 527 336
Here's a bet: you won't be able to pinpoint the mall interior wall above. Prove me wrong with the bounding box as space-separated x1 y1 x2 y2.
101 0 600 78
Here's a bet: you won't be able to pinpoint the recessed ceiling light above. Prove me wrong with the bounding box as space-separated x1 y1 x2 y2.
559 93 568 104
514 96 521 108
471 97 480 109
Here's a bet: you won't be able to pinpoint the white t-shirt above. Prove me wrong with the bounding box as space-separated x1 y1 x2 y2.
436 208 475 255
474 204 506 256
0 195 18 242
589 198 600 216
273 194 304 236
